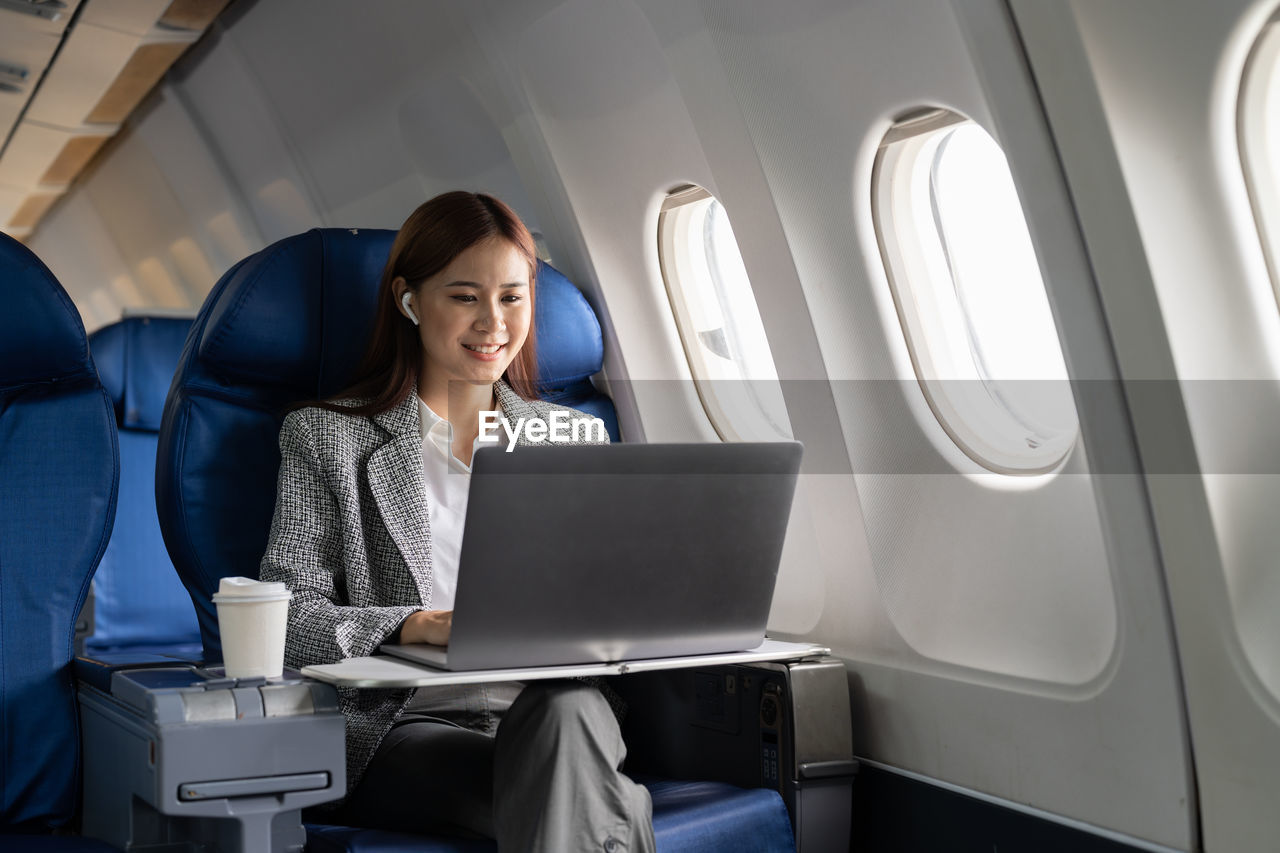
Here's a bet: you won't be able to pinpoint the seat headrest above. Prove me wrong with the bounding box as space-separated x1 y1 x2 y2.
195 228 395 400
0 233 92 387
535 260 604 389
190 229 600 399
90 316 194 432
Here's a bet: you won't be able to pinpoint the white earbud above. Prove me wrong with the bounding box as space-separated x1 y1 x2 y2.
401 292 419 326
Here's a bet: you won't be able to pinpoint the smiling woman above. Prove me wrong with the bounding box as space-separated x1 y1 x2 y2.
257 191 649 849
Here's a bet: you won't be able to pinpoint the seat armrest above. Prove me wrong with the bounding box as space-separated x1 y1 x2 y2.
78 665 345 853
74 651 205 693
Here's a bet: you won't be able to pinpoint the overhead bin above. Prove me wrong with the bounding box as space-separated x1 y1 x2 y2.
0 0 232 239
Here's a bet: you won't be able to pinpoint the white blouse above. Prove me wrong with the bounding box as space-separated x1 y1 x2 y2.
416 398 499 611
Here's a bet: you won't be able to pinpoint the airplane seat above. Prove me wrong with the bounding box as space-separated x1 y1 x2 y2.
84 316 201 657
156 228 398 661
156 227 795 852
0 233 120 851
533 261 620 440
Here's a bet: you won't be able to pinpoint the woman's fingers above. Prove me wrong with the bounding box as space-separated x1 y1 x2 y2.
402 609 453 645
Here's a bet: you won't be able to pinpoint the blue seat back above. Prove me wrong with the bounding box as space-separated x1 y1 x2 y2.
87 316 201 653
0 234 118 830
157 228 616 660
534 262 619 441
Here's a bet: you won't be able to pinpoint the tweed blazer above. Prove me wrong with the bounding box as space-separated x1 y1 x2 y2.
258 379 608 793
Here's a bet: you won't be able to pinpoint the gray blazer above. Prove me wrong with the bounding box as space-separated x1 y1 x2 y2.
259 380 607 792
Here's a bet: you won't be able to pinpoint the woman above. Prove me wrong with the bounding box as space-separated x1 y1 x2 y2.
259 191 655 852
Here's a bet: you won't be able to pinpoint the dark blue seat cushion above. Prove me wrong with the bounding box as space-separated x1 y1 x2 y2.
533 262 619 441
0 233 117 830
86 318 200 653
646 779 794 851
305 779 795 852
306 826 490 853
91 317 193 432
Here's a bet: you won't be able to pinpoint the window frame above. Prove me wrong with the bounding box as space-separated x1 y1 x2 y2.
871 108 1078 476
1239 15 1280 308
657 184 792 442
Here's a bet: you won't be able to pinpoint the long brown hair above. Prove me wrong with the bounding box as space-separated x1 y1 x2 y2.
320 191 539 416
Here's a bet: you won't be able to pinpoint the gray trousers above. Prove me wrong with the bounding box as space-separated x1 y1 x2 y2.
336 680 656 853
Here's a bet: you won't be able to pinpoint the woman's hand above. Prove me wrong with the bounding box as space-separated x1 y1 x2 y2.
399 609 453 645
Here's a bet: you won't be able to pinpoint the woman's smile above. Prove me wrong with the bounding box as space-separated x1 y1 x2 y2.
462 342 507 359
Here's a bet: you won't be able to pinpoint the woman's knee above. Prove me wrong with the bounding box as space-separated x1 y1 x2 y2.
505 680 614 737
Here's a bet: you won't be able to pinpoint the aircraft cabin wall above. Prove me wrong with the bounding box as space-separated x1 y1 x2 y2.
21 0 1280 850
1012 1 1280 849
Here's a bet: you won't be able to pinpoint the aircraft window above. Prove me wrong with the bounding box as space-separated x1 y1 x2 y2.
873 110 1078 474
1240 18 1280 302
658 185 792 440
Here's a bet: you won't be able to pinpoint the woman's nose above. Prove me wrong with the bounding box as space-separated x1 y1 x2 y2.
474 298 505 331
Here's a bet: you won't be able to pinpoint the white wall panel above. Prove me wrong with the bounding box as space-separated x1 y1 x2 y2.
131 87 259 274
176 22 322 243
514 0 706 390
1013 0 1280 846
474 0 725 447
31 191 136 330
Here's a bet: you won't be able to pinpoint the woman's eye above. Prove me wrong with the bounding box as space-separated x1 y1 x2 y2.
502 294 524 303
452 294 477 303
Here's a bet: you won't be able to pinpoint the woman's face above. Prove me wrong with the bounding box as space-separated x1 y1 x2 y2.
399 238 532 391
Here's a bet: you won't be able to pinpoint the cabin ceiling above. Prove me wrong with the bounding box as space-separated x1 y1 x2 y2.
0 0 232 243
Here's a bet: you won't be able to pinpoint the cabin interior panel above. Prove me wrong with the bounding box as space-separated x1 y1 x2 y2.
1012 0 1280 849
17 0 1280 848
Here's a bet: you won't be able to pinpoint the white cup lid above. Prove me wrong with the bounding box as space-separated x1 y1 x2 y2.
212 576 290 603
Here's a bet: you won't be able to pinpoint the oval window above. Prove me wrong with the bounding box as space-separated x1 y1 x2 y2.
658 185 792 441
873 110 1078 474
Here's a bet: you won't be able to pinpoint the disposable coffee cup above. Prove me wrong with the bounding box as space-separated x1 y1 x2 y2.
212 577 291 679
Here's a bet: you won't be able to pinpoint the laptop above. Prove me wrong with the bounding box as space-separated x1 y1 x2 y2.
379 441 803 671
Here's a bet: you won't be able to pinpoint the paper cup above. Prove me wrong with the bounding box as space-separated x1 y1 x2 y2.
212 577 291 679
